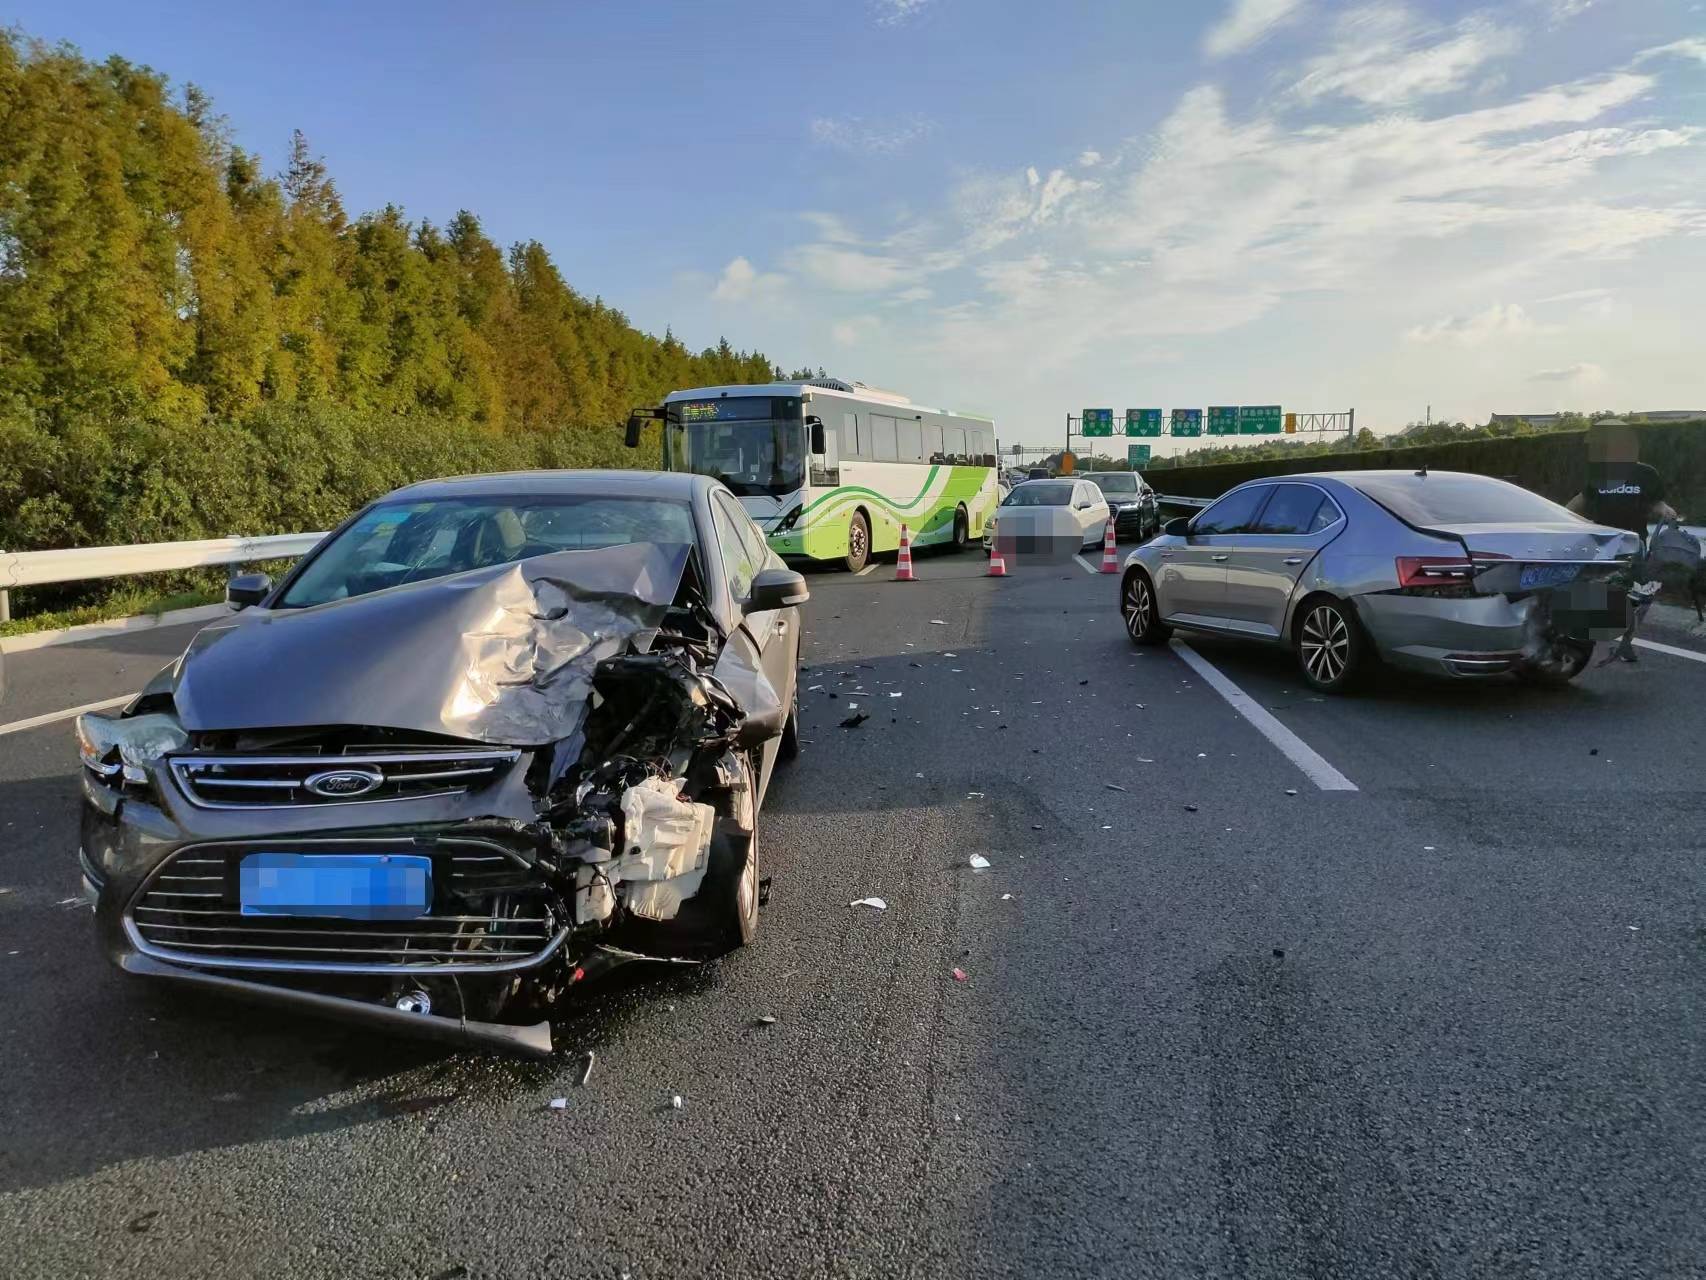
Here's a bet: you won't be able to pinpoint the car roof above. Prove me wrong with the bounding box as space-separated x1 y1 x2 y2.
1267 469 1496 490
381 469 710 502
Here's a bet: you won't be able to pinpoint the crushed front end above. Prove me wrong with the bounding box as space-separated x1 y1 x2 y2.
78 543 777 1056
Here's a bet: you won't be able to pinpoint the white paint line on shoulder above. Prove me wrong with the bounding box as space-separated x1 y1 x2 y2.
1072 555 1099 575
855 563 878 577
1633 637 1706 665
1170 640 1359 792
0 694 137 740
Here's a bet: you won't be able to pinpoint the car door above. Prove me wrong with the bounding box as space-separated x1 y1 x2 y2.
1076 482 1109 546
710 490 795 775
1219 484 1345 636
1157 484 1274 625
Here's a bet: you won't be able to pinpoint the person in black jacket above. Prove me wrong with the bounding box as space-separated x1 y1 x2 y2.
1566 422 1679 661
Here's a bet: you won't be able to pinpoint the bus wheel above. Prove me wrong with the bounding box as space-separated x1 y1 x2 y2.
844 510 870 573
951 505 969 552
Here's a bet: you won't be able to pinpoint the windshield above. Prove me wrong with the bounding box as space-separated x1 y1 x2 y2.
277 495 695 608
1003 483 1074 507
1352 475 1581 526
1089 474 1139 494
665 396 805 496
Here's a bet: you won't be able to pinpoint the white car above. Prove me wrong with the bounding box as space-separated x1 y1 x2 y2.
983 478 1112 557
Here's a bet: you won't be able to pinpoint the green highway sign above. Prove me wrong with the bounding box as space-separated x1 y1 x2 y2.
1170 409 1202 437
1081 408 1114 437
1127 443 1152 466
1125 408 1163 437
1239 405 1283 435
1207 406 1239 436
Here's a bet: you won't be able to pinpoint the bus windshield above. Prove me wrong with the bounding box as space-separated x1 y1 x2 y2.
665 396 805 497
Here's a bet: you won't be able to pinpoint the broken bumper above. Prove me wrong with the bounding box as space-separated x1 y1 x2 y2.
1354 592 1537 677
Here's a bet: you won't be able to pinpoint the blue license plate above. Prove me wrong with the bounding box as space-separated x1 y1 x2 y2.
239 853 432 920
1520 563 1580 590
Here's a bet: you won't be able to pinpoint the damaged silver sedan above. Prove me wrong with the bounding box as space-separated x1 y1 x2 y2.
76 470 807 1056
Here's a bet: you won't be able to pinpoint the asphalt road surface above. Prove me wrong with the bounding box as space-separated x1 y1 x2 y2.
3 552 1705 1279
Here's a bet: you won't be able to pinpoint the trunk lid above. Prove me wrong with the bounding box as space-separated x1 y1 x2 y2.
1421 522 1640 595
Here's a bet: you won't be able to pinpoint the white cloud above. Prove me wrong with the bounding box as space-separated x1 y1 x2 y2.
1535 0 1596 21
1078 150 1104 167
831 316 882 346
873 0 930 27
1292 7 1521 107
785 243 910 292
810 114 936 154
1634 37 1706 68
1404 303 1535 345
711 256 786 303
1204 0 1309 59
1530 361 1606 383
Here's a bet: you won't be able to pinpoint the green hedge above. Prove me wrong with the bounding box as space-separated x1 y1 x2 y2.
0 401 664 617
1146 421 1706 514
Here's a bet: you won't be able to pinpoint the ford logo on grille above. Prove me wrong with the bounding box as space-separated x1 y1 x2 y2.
304 767 385 799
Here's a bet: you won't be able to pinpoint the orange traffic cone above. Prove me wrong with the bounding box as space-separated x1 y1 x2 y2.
895 524 916 581
987 543 1008 576
1100 514 1119 573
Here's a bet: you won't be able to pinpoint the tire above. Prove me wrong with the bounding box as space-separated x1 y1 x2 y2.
1516 638 1594 687
1122 569 1171 645
1295 597 1364 693
844 510 870 573
951 505 970 552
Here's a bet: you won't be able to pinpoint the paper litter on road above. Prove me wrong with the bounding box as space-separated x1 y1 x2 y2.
850 897 888 910
889 692 903 698
969 854 991 869
548 1097 568 1110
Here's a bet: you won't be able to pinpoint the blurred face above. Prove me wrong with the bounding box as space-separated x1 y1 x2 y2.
1589 425 1639 465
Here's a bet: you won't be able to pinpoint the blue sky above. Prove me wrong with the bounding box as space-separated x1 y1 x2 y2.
10 0 1706 451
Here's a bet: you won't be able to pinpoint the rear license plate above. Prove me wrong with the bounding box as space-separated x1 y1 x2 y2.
1520 563 1580 590
239 853 432 920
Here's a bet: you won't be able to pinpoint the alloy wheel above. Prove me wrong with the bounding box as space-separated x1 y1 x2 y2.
1300 605 1350 685
1124 576 1152 640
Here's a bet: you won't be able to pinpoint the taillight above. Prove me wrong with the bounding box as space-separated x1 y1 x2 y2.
1395 556 1476 590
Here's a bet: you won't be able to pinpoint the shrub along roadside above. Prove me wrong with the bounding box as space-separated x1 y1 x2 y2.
0 402 665 628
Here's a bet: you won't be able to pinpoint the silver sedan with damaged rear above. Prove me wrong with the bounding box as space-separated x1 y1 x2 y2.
1119 470 1638 692
76 470 807 1056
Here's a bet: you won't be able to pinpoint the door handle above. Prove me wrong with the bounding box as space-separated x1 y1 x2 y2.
1284 557 1305 565
775 620 788 636
1211 554 1230 562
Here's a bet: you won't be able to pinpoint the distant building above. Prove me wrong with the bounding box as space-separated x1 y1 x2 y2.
1630 410 1706 422
1488 411 1705 428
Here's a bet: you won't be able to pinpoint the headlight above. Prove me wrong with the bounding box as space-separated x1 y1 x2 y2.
75 712 188 786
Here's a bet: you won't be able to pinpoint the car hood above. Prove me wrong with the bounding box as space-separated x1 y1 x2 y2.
168 542 692 746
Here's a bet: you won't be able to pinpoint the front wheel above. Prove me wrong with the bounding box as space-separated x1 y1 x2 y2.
844 510 870 573
1122 570 1171 646
1516 638 1594 687
1296 598 1364 693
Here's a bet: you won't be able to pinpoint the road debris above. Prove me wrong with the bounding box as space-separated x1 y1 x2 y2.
1184 804 1199 812
1285 789 1298 796
548 1097 568 1110
889 692 903 698
839 712 869 729
930 619 947 625
969 854 991 869
1105 783 1127 792
670 1095 683 1110
577 1052 596 1087
127 1211 160 1234
951 968 968 982
757 1014 778 1025
967 791 985 798
1001 893 1013 900
850 897 889 910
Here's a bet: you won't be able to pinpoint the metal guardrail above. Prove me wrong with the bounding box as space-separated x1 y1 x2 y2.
1154 493 1213 509
0 532 326 623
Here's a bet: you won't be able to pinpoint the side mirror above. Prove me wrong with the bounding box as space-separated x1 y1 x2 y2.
1163 517 1192 538
226 572 272 610
624 414 645 448
745 566 810 613
808 417 826 455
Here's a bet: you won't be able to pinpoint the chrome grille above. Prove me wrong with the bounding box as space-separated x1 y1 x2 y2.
126 841 561 973
169 749 521 809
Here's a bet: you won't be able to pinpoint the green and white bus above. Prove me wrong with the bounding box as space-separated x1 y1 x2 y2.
632 378 999 571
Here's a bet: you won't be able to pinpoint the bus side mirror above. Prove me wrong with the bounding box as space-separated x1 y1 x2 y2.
624 414 645 448
808 418 826 455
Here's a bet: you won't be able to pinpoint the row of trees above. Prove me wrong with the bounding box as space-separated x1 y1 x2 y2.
1 30 786 565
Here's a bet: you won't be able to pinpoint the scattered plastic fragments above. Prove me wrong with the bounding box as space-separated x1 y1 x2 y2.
889 692 903 698
1184 804 1199 812
548 1097 568 1110
127 1211 160 1235
839 713 869 729
1105 783 1127 792
1078 679 1090 686
757 1014 779 1025
967 791 985 798
577 1052 596 1087
969 854 991 869
930 619 947 625
1001 893 1013 901
951 968 968 982
850 897 889 910
671 1095 684 1110
1196 752 1207 758
1285 789 1298 796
